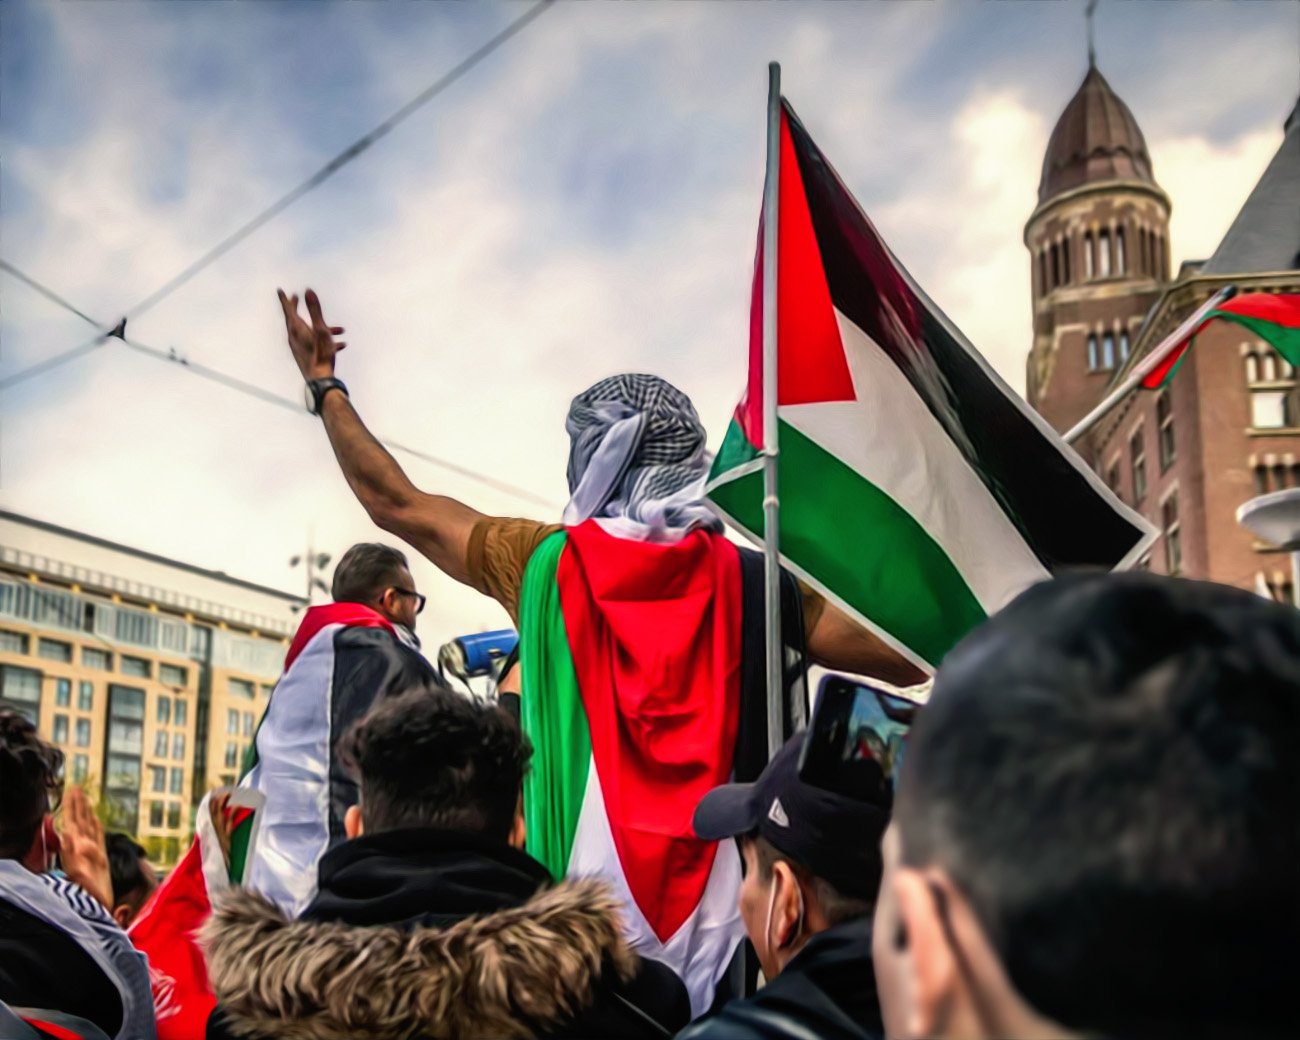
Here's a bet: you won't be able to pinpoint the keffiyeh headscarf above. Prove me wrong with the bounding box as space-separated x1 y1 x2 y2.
564 374 721 533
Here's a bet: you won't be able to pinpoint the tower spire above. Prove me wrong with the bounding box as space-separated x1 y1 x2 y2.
1086 0 1099 68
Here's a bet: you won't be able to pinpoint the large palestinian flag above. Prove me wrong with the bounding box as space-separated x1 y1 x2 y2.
707 99 1155 671
519 520 746 1016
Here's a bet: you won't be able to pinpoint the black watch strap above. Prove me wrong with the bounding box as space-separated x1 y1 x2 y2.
305 376 348 416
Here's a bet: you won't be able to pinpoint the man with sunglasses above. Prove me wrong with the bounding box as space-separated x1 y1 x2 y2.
237 542 437 916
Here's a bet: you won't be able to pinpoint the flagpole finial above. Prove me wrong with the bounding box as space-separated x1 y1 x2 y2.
1086 0 1099 68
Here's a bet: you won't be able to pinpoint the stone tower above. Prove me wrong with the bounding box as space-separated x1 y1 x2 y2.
1024 62 1171 440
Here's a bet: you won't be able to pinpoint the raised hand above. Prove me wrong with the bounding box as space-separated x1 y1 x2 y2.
277 287 347 381
59 786 113 911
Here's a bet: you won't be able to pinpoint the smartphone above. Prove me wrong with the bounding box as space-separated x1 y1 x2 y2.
798 674 918 802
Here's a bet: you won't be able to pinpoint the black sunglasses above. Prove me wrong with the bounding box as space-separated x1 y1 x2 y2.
390 587 427 615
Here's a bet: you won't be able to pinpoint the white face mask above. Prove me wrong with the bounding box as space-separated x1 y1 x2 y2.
762 869 805 959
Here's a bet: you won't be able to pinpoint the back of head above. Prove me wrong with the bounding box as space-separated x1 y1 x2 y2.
105 833 151 907
331 543 409 605
0 712 63 861
897 572 1300 1037
340 685 531 842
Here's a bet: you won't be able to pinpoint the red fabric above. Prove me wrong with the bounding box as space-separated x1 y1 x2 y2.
739 108 856 447
127 840 215 1039
18 1021 83 1040
557 520 744 942
284 602 394 670
1140 341 1190 389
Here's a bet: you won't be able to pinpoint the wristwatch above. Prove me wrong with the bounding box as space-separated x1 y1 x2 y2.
304 376 348 416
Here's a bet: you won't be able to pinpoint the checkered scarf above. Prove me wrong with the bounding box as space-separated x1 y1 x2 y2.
564 374 720 532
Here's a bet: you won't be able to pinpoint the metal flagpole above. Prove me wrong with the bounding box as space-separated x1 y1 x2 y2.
1064 284 1237 445
762 62 784 761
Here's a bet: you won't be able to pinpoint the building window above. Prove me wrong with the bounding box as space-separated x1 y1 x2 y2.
37 638 72 663
242 712 255 738
1098 230 1112 277
154 730 168 757
170 767 184 794
78 681 94 711
260 684 275 700
1102 333 1116 370
1157 390 1176 470
75 718 91 748
1061 239 1071 284
73 754 88 783
167 803 181 830
1251 391 1292 430
1038 250 1048 296
1116 226 1126 275
150 802 165 828
1087 335 1099 371
226 709 239 735
0 630 30 655
150 765 166 793
53 715 69 744
82 647 111 671
1163 493 1182 575
229 678 255 700
1107 462 1122 497
55 678 71 707
160 663 188 688
174 699 187 726
224 742 240 769
1084 232 1094 279
1051 243 1061 288
1119 331 1130 363
220 773 237 788
157 696 171 724
1130 428 1148 503
172 733 186 760
121 656 151 679
0 665 42 722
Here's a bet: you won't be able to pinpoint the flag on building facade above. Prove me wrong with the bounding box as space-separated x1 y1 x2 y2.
519 520 747 1015
707 99 1155 671
1141 292 1300 389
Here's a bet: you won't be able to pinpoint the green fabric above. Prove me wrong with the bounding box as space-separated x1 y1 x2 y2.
519 530 591 881
228 813 254 884
1214 311 1300 367
709 418 987 668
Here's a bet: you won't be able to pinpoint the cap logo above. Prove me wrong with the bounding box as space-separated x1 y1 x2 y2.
767 798 789 828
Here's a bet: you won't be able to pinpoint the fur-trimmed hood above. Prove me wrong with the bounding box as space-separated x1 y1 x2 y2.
202 879 638 1040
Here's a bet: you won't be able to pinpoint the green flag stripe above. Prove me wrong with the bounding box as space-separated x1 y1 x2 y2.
228 813 255 884
709 419 987 667
1214 311 1300 367
519 530 591 880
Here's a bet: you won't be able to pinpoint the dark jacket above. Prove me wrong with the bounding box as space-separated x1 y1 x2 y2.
676 917 883 1040
203 828 691 1040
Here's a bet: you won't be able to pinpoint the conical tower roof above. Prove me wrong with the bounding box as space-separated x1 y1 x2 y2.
1038 65 1158 203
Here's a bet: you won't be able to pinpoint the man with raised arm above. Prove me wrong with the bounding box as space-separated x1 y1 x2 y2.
277 287 924 1011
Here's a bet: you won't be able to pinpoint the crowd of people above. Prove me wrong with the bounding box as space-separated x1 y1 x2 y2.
1 288 1297 1038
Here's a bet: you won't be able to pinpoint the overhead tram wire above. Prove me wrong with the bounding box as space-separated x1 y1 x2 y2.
0 257 557 509
0 0 554 393
119 0 555 325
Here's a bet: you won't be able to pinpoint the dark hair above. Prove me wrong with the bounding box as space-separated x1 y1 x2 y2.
897 573 1300 1039
331 543 409 605
339 684 532 841
0 711 64 860
744 833 873 927
106 833 152 908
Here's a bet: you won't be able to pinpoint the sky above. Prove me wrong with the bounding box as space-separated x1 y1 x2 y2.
2 0 1297 649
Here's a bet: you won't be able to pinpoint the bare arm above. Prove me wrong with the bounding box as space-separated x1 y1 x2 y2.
807 601 928 687
279 288 485 586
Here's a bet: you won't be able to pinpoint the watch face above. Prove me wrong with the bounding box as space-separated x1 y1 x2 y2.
304 381 318 414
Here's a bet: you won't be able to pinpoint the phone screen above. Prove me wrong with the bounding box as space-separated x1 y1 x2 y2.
798 675 918 801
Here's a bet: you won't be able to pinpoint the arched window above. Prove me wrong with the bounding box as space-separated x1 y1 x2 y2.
1246 353 1260 383
1098 230 1112 277
1157 233 1166 279
1088 335 1099 370
1084 232 1094 279
1116 227 1127 274
1062 239 1071 284
1051 243 1061 288
1120 331 1131 362
1039 250 1048 296
1143 228 1152 275
1262 352 1278 382
1102 334 1116 369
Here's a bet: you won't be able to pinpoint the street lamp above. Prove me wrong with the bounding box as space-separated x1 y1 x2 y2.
1236 488 1300 607
288 549 332 611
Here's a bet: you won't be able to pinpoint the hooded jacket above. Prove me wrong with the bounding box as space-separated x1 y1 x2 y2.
675 916 883 1040
202 829 691 1040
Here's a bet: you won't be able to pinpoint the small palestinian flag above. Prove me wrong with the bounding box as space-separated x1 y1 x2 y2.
707 98 1155 671
1142 293 1300 390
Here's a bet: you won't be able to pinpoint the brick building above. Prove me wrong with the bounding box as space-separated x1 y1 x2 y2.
1026 62 1300 598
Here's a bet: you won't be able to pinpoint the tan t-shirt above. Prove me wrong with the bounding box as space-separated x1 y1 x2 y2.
465 516 826 637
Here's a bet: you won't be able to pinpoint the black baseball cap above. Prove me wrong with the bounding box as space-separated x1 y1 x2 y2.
693 731 890 900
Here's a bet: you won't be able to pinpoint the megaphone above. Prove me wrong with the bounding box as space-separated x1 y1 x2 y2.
438 629 519 681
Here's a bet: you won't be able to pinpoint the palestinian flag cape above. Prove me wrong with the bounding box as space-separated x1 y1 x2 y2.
707 98 1155 671
130 603 433 1037
519 520 800 1014
1142 292 1300 389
